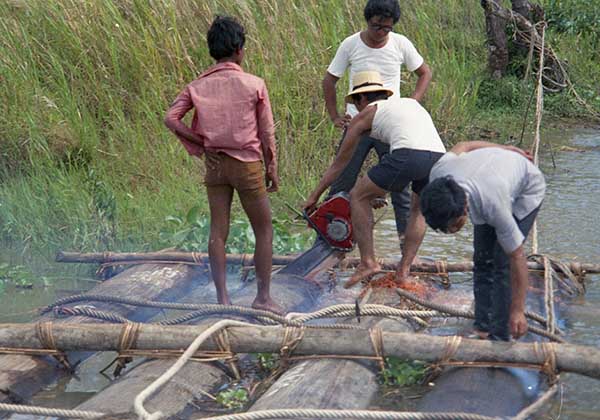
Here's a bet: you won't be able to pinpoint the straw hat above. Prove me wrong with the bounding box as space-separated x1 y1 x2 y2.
345 71 394 103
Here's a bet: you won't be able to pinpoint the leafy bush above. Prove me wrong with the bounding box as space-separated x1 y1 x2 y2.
380 357 428 386
158 206 311 255
545 0 600 43
216 388 249 410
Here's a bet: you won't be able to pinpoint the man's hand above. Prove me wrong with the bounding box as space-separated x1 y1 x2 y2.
332 114 351 130
509 309 528 339
266 170 279 193
302 193 320 214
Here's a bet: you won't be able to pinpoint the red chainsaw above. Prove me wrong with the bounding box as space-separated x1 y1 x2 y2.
304 192 354 252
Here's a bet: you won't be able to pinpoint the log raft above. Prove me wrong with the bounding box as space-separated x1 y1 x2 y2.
56 251 600 275
0 323 598 380
0 262 200 405
249 288 413 416
70 257 338 418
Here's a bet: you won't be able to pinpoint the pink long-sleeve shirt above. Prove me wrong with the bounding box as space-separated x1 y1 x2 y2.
165 62 276 173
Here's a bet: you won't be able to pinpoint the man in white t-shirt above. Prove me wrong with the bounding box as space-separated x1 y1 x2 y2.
418 142 545 341
322 0 432 246
304 71 445 288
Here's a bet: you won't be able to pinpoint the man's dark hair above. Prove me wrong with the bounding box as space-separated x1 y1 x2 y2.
352 91 389 103
207 16 245 60
364 0 401 23
420 176 467 232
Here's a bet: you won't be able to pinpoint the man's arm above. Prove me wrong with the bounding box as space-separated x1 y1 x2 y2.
323 72 351 129
303 106 376 210
409 62 432 103
164 88 204 146
450 141 533 161
508 245 529 339
257 83 279 192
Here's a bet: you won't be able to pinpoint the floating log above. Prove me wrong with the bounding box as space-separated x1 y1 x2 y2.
0 323 598 380
0 262 199 405
416 268 572 416
56 251 600 275
249 288 413 416
72 258 337 418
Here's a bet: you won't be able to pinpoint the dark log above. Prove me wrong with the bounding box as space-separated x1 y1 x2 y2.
55 251 600 275
0 323 599 380
71 259 336 418
0 262 200 406
248 288 413 417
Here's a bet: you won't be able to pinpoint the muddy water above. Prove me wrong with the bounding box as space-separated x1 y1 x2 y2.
371 128 600 419
0 130 598 417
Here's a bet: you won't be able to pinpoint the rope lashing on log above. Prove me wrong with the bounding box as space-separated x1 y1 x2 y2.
395 288 565 342
369 327 386 372
534 342 559 385
279 325 305 369
134 319 252 420
55 250 600 276
214 327 241 380
35 321 73 371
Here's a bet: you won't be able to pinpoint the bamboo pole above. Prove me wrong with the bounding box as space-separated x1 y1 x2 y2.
1 323 598 380
56 251 600 275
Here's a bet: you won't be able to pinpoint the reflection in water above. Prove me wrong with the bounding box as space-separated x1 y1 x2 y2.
373 129 600 419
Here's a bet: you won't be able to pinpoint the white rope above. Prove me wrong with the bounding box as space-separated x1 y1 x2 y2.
287 304 442 323
0 402 104 418
530 22 546 255
134 319 254 420
200 409 503 420
513 384 558 420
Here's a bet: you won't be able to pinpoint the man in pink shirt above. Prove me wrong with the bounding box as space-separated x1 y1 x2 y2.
165 16 282 314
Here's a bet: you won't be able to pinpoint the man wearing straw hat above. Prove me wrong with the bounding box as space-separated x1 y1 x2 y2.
304 70 445 287
322 0 432 249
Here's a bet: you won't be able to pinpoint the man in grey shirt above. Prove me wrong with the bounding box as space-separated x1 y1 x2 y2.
416 141 545 341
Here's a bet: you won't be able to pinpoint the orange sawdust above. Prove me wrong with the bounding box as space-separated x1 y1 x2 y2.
358 272 433 300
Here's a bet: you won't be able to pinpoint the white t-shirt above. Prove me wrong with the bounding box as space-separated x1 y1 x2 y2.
369 97 446 154
327 32 424 116
430 149 546 253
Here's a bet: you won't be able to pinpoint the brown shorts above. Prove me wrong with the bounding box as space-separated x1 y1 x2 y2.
204 152 266 203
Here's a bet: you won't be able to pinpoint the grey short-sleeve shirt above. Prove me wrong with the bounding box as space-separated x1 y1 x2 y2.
429 148 546 253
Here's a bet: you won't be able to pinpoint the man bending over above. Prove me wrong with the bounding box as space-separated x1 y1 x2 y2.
418 141 545 340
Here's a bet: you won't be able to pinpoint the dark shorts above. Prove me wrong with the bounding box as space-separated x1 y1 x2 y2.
367 148 444 194
204 152 266 203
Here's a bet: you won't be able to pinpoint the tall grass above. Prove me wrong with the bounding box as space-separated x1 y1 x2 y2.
0 0 597 255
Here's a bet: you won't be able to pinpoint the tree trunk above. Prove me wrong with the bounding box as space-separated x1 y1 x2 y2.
1 323 599 380
481 0 509 78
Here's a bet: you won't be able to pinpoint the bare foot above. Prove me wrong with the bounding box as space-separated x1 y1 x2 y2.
344 263 381 289
252 298 285 315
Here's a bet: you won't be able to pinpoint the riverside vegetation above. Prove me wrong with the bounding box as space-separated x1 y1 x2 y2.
1 0 599 262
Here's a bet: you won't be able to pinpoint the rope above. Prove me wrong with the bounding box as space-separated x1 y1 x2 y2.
530 22 545 255
134 319 254 420
395 288 565 342
214 328 241 380
369 327 385 372
35 321 72 370
201 409 503 420
279 326 305 368
534 342 559 385
0 403 104 418
542 256 556 335
513 384 559 420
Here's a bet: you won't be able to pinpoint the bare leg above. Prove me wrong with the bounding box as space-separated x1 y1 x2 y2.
345 176 388 288
239 195 283 314
396 192 427 283
207 186 234 305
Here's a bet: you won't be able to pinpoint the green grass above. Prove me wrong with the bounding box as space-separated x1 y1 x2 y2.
0 0 598 257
